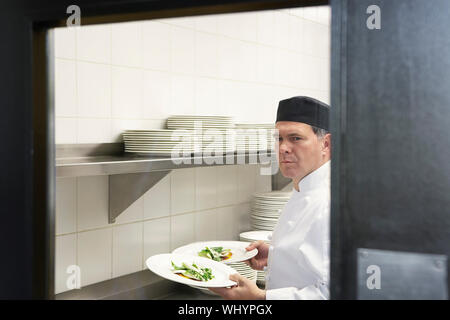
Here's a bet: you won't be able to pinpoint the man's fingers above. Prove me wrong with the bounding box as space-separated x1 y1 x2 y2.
229 273 245 286
229 273 240 282
208 287 229 296
245 240 261 251
244 257 260 270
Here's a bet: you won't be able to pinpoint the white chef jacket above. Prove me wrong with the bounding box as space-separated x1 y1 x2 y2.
265 160 330 300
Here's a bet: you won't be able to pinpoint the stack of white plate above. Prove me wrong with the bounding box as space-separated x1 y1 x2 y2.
239 230 273 286
228 261 257 282
167 115 234 130
123 129 231 155
122 129 194 155
234 124 276 153
250 191 292 231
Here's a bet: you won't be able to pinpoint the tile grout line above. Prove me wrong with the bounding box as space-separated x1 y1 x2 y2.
74 26 79 144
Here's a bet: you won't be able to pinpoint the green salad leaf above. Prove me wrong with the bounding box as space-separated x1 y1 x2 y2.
198 246 232 261
171 261 214 281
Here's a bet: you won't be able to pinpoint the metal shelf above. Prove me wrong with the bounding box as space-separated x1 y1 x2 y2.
56 152 276 177
55 143 278 223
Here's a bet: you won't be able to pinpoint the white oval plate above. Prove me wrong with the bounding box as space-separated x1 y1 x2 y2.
146 253 237 288
172 241 258 264
239 230 272 242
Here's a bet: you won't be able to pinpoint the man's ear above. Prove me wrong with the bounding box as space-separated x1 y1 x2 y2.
322 133 331 154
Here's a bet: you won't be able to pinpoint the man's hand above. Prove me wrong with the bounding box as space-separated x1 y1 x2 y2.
244 240 269 271
208 273 266 300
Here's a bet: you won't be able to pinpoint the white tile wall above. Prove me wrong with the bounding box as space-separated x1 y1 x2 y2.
54 6 330 294
111 67 144 119
170 168 195 214
55 234 77 294
195 32 218 77
195 166 217 210
170 74 195 115
111 22 143 68
55 7 330 143
112 222 143 277
142 21 171 71
195 77 218 115
234 202 252 235
55 118 77 144
143 217 171 269
77 176 109 231
143 173 171 219
77 62 111 118
77 118 111 144
171 26 195 75
216 206 236 240
55 60 77 117
56 177 77 235
171 212 195 250
76 24 111 64
54 27 76 60
216 165 238 206
237 164 257 203
195 209 218 241
77 228 112 287
114 197 144 224
143 70 171 119
195 14 217 33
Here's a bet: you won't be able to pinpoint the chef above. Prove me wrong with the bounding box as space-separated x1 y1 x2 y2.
210 96 331 300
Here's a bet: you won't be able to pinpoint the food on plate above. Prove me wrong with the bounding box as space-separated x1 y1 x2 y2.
198 246 232 262
171 261 214 282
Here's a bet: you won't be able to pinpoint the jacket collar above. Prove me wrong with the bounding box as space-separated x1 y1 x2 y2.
294 160 331 193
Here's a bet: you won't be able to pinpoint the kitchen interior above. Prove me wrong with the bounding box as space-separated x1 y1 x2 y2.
53 5 330 299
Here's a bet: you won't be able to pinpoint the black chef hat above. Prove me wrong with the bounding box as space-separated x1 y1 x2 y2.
276 96 330 131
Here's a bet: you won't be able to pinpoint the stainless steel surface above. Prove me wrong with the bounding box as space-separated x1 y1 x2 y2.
54 268 223 300
109 171 170 223
55 269 175 300
56 144 276 177
357 248 448 300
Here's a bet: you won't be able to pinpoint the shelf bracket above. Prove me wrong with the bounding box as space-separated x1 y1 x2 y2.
108 170 171 224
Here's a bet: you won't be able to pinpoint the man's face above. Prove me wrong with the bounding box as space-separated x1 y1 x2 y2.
275 121 328 181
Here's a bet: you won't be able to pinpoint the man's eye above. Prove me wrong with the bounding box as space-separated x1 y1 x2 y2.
292 137 302 141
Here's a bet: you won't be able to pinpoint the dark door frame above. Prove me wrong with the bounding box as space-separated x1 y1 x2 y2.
3 0 333 299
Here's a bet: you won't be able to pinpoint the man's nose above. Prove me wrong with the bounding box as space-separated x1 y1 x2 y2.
278 140 291 153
